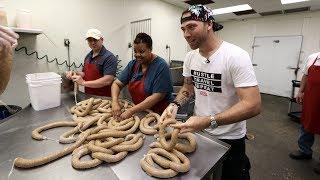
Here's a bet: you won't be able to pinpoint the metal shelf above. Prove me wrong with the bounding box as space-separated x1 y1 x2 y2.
11 27 43 35
288 80 301 122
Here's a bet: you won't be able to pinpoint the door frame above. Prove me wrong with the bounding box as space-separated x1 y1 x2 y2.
130 18 152 60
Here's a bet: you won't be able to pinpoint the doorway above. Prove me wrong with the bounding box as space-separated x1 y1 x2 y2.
130 18 151 59
252 35 302 97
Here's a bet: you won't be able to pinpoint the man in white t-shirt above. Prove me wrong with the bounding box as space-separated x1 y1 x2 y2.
160 5 261 180
289 52 320 174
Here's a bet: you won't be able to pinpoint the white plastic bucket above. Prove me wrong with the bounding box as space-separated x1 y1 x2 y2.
26 72 62 111
16 9 32 28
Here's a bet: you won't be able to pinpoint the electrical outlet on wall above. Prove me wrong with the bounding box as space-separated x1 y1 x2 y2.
64 39 70 47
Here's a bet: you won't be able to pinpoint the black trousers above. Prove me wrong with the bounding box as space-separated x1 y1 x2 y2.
219 137 251 180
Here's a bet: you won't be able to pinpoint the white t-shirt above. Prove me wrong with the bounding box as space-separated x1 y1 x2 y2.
302 52 320 75
183 41 258 139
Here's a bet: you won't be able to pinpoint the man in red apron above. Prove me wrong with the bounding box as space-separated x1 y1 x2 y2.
289 52 320 174
66 29 117 96
111 33 173 119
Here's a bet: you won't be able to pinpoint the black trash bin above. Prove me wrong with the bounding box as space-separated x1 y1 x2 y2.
0 105 22 120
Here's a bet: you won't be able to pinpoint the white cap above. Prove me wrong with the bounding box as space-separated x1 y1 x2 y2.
86 29 103 40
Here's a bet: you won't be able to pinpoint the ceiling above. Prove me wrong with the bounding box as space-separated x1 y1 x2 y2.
161 0 320 22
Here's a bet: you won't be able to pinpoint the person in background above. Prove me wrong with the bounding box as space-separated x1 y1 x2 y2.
111 33 173 120
0 26 19 95
289 52 320 175
66 28 117 96
160 5 261 180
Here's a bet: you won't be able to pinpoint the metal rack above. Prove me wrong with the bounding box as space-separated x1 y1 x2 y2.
288 80 301 120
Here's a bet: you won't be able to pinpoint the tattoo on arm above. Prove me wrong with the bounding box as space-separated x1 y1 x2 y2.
176 90 191 106
182 91 190 98
184 78 193 85
175 77 194 106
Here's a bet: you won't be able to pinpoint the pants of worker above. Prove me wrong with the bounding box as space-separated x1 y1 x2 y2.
220 137 251 180
298 125 314 156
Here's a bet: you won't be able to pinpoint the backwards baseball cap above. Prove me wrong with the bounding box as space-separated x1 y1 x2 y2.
86 28 103 40
181 4 223 31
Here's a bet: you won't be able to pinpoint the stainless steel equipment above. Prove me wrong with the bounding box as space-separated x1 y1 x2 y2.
0 93 229 180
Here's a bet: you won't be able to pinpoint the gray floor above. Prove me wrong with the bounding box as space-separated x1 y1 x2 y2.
247 94 320 180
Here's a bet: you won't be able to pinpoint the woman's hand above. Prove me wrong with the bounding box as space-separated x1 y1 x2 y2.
120 108 134 120
112 101 122 119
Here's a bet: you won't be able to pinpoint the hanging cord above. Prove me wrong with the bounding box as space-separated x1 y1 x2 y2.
15 46 123 72
14 46 84 68
14 31 83 68
14 31 124 71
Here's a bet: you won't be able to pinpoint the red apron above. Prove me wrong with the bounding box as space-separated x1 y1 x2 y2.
128 63 169 114
83 62 111 97
301 56 320 134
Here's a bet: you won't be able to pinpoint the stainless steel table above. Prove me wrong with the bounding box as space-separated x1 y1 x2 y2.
0 94 229 180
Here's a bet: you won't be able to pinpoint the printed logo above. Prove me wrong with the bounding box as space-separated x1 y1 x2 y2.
191 70 222 93
200 91 208 96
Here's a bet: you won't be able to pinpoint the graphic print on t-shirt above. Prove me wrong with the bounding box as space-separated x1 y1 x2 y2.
191 70 222 93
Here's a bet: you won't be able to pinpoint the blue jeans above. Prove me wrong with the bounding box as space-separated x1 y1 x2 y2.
298 125 315 155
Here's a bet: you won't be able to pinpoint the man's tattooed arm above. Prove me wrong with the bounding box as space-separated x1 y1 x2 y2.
174 77 194 107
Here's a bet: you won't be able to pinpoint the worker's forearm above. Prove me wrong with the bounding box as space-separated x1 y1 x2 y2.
83 80 107 88
298 75 307 93
83 77 113 88
174 78 194 106
130 94 164 113
215 97 261 126
111 82 121 103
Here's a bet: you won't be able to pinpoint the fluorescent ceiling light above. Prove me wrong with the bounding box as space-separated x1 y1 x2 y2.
281 0 309 5
212 4 252 15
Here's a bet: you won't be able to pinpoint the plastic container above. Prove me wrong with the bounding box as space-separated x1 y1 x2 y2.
0 6 8 26
26 72 62 111
16 9 32 28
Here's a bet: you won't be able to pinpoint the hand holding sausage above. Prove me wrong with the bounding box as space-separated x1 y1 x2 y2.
159 103 178 124
171 116 211 134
